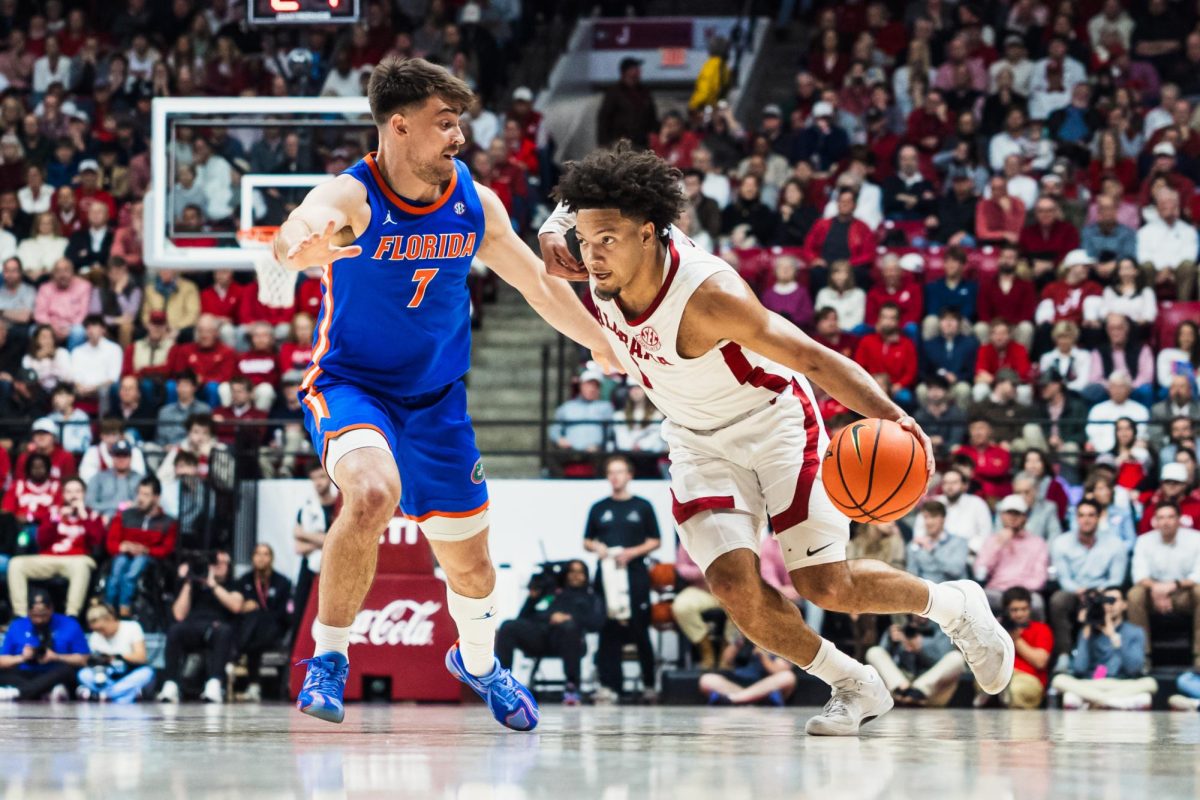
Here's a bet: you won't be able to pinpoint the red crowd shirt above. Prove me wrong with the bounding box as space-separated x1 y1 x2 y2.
237 284 295 327
952 443 1012 501
854 333 918 389
106 507 178 559
278 342 313 376
977 274 1038 325
1136 489 1200 533
235 348 280 387
166 341 237 384
37 509 105 557
975 341 1032 381
1038 279 1102 324
865 277 923 328
213 404 267 446
2 479 63 523
200 283 246 321
1014 621 1054 687
14 448 76 481
1017 221 1080 264
296 278 323 317
813 331 859 360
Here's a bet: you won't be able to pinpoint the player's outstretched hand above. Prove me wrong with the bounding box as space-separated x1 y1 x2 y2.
897 415 935 480
539 231 588 281
281 220 362 270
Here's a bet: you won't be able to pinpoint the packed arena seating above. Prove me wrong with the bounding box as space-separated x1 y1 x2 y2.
1 0 1200 712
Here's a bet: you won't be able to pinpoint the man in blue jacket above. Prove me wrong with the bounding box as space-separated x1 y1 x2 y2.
920 309 978 409
0 589 90 701
922 248 978 339
1049 587 1158 710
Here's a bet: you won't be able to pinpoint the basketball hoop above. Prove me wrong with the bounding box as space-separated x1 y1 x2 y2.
237 226 296 309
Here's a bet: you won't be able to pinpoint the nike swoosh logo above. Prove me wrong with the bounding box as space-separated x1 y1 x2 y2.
806 542 835 557
849 423 867 462
472 609 497 620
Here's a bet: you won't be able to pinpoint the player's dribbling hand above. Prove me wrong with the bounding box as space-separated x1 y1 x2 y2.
896 415 935 480
539 232 588 281
281 220 362 270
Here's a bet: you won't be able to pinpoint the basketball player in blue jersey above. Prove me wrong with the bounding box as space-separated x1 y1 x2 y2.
272 58 616 730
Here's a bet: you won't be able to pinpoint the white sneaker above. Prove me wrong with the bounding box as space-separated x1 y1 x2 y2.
201 678 224 704
805 667 894 736
939 581 1015 695
243 683 262 703
157 681 181 704
0 686 18 702
1061 691 1088 710
1169 694 1200 711
1103 692 1152 711
75 686 92 702
48 684 69 703
593 686 618 705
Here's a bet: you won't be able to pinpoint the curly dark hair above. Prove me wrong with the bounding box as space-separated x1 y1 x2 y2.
554 141 687 234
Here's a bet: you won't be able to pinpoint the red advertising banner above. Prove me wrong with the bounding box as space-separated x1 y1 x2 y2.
592 20 693 49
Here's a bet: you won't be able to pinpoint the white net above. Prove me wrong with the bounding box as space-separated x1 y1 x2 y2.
237 226 297 309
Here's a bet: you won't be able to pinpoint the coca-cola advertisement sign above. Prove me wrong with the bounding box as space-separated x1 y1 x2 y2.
344 599 441 647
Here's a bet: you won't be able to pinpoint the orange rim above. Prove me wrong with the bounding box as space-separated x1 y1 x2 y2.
237 225 280 248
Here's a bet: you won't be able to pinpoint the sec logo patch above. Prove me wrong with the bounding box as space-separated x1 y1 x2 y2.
637 326 661 352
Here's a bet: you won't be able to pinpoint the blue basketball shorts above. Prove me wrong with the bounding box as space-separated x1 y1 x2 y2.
301 378 489 539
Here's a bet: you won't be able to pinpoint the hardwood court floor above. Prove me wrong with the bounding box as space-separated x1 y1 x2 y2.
0 703 1197 799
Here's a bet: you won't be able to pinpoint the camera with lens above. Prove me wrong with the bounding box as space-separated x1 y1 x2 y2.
185 551 215 584
903 621 935 639
1083 589 1115 628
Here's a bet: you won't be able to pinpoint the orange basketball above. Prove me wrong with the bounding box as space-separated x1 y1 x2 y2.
821 418 929 523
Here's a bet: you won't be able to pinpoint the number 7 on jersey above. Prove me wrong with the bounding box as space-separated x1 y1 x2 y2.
408 268 439 308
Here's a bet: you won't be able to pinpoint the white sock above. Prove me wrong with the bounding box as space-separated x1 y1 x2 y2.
802 638 873 686
447 586 500 677
313 620 351 658
922 579 966 627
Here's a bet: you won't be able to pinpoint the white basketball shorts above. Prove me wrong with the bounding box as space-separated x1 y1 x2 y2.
663 381 848 574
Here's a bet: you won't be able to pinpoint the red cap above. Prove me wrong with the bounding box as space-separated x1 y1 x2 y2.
148 311 167 325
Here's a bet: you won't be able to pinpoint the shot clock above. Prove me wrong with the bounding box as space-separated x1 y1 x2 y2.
249 0 361 25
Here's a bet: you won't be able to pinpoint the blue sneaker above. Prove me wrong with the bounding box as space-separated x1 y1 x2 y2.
445 642 539 731
296 653 349 723
766 690 785 707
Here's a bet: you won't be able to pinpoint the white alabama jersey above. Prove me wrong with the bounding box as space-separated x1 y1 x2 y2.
592 227 818 431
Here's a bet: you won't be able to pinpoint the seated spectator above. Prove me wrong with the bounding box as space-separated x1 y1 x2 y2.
89 257 141 349
975 243 1036 348
1137 186 1197 301
1033 250 1102 355
260 372 310 479
1137 463 1200 534
1151 376 1200 443
0 589 89 702
1036 370 1088 468
974 174 1025 245
1037 322 1091 396
720 174 777 245
141 269 200 339
1082 313 1155 406
913 467 994 552
699 632 797 707
213 376 267 449
771 179 818 246
1048 500 1130 665
79 420 144 484
13 421 75 481
165 314 236 408
278 313 315 377
1011 473 1063 541
497 559 603 706
973 320 1031 403
198 269 244 346
854 303 917 407
810 307 858 360
5 477 102 618
1085 371 1149 455
1157 416 1199 467
791 99 850 170
1156 321 1199 393
1081 196 1137 268
820 164 884 231
908 500 971 584
672 544 734 669
113 376 157 444
1050 587 1157 710
682 170 721 242
105 476 178 619
65 201 112 273
801 188 875 270
86 432 143 519
123 310 175 405
16 214 67 281
864 254 922 336
610 385 665 455
972 371 1044 453
866 615 966 707
550 370 615 454
157 550 244 704
989 587 1053 710
845 521 906 659
812 261 865 333
1021 198 1082 285
157 414 226 483
76 602 155 703
882 144 937 221
234 544 293 703
975 494 1050 615
913 379 968 459
922 248 977 336
920 310 977 409
652 111 701 170
760 255 812 329
155 370 213 447
926 168 978 247
0 258 34 334
33 258 90 348
68 314 122 413
1127 502 1200 670
37 385 91 456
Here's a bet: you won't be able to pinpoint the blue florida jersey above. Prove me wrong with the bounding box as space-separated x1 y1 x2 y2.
302 153 483 401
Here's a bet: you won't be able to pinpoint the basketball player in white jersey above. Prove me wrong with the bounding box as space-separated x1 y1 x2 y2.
540 143 1013 735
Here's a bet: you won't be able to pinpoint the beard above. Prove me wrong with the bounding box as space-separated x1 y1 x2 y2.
595 286 621 301
409 150 455 185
